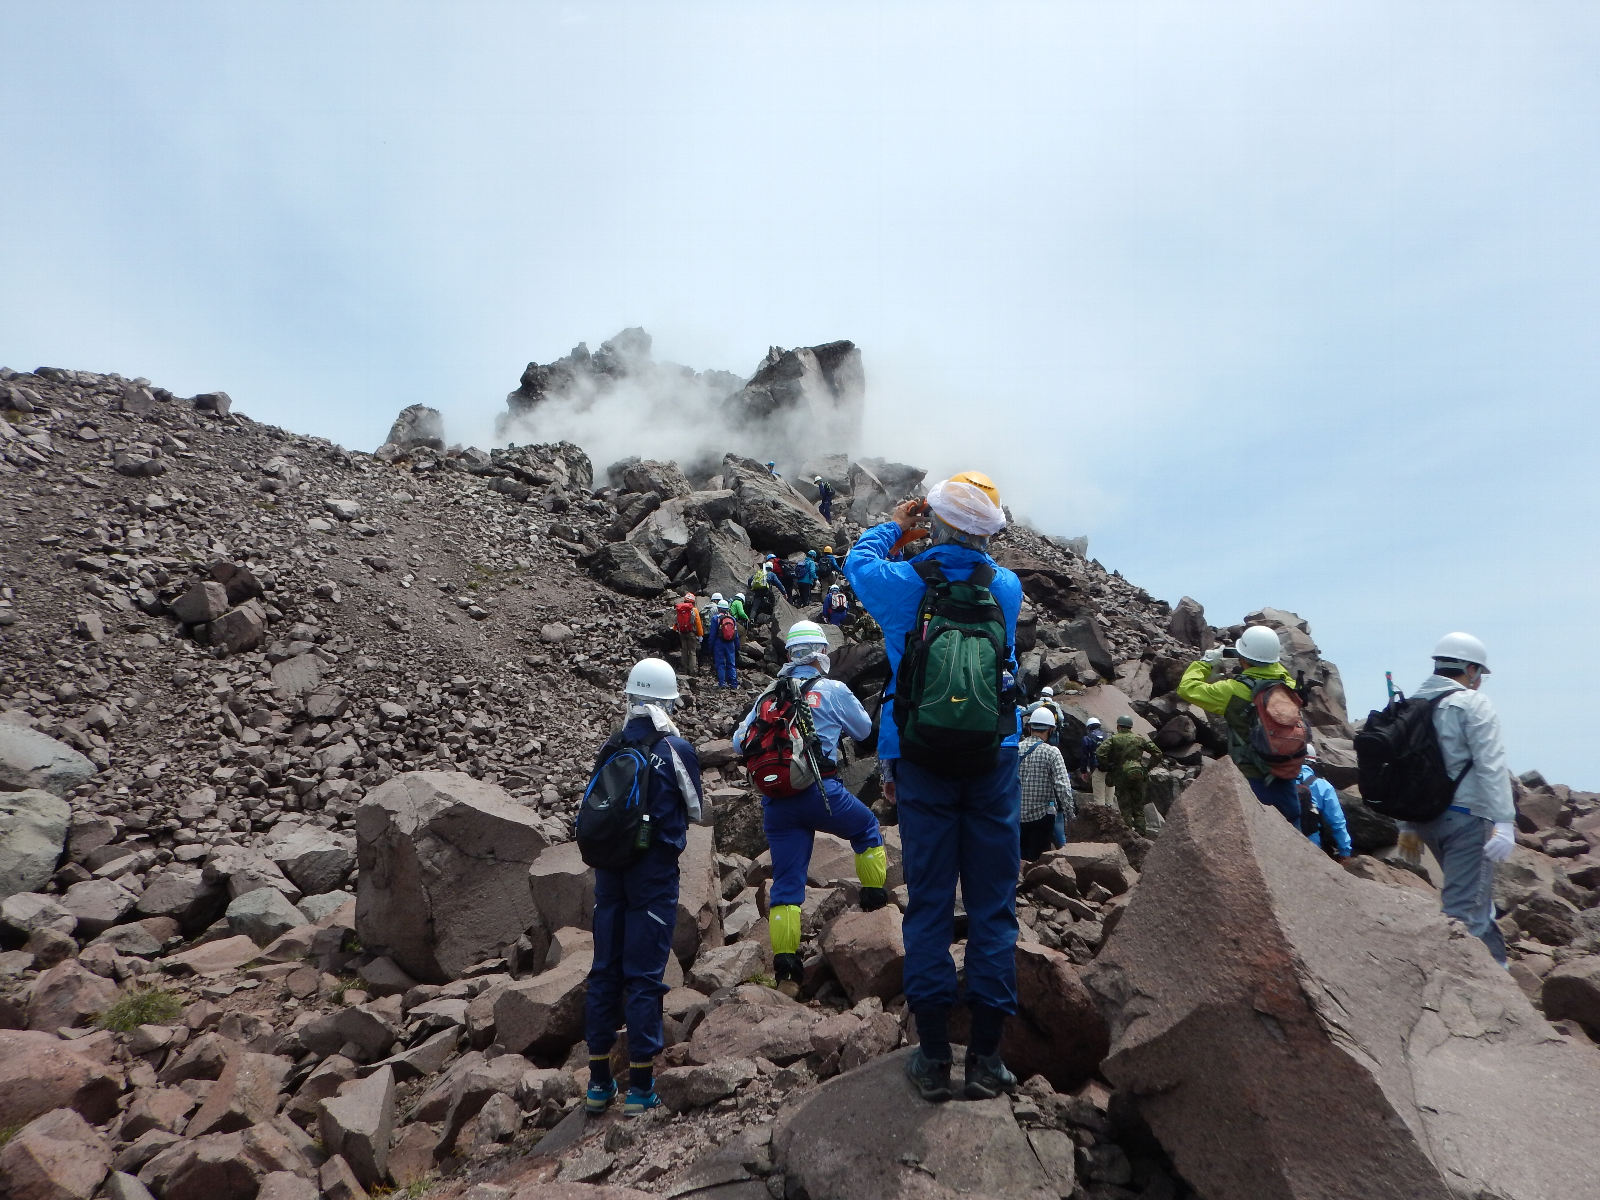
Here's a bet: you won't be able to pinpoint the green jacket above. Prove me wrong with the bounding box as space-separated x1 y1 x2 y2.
728 599 748 622
1176 659 1295 780
1097 732 1162 781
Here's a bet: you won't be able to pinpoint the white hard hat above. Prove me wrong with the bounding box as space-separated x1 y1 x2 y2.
814 475 823 483
717 599 731 610
1433 631 1490 673
1027 707 1057 729
1086 717 1102 727
786 620 828 649
1235 625 1283 665
711 592 724 603
735 592 745 601
625 658 679 701
1040 686 1054 698
1304 741 1318 760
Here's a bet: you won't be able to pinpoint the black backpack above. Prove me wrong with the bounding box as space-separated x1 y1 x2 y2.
576 731 665 870
1353 692 1473 823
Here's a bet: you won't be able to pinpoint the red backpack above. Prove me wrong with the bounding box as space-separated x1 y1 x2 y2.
674 601 697 633
741 677 835 798
718 614 738 642
1243 679 1309 779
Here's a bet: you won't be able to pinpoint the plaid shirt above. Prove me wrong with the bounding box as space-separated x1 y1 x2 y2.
1018 736 1073 823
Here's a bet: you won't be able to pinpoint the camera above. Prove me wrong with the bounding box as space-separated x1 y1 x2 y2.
1221 648 1240 659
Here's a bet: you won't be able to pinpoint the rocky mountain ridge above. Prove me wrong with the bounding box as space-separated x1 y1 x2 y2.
1 358 1599 1200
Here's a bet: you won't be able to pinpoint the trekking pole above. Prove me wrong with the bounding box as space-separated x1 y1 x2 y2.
794 680 833 815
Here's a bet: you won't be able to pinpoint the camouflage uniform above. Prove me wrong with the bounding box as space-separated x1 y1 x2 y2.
1096 731 1164 836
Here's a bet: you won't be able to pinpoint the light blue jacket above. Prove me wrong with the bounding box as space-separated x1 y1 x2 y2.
1411 673 1514 824
732 663 872 760
1297 764 1352 858
843 521 1023 762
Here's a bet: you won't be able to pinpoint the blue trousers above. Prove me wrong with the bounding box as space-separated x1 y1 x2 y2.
585 842 680 1062
820 498 832 521
713 641 739 688
896 748 1021 1016
1414 807 1507 965
1249 775 1301 825
763 777 883 907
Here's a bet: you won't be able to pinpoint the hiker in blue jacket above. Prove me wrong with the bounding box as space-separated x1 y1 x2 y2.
1299 744 1352 859
731 621 886 997
583 659 704 1119
844 471 1024 1104
794 551 819 606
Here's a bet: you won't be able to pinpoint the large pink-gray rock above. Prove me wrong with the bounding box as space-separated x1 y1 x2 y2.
494 951 592 1058
686 986 819 1066
1085 758 1600 1200
317 1064 395 1187
0 1107 111 1200
186 1050 292 1135
355 771 549 982
26 960 118 1031
819 908 904 1003
675 824 724 966
526 840 594 933
0 1030 122 1128
772 1046 1056 1200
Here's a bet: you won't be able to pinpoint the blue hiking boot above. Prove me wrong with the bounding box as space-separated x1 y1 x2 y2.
623 1087 662 1117
586 1080 617 1114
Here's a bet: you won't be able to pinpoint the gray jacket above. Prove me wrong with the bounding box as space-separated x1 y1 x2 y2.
1411 673 1514 824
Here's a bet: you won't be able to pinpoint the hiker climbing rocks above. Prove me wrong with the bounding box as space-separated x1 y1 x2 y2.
728 592 749 623
814 475 835 521
817 545 841 588
1298 742 1352 860
1081 716 1108 803
579 659 704 1119
795 550 819 606
1018 707 1073 861
711 599 741 690
671 592 703 676
1177 624 1306 826
1376 633 1514 965
732 621 885 997
1096 714 1163 836
845 469 1024 1104
821 583 853 627
1022 686 1065 748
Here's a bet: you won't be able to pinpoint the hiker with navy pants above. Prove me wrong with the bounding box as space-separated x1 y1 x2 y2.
845 471 1024 1104
579 658 703 1118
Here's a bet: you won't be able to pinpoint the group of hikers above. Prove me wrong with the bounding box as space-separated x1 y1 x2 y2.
576 466 1514 1117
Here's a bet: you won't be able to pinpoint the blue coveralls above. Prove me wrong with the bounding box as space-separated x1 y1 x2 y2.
817 482 834 522
732 665 882 907
585 715 703 1064
794 557 819 605
712 615 740 688
844 523 1024 1020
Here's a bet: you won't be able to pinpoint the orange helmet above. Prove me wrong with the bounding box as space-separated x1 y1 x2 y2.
949 470 1001 508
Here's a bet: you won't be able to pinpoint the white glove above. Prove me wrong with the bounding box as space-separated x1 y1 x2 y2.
1201 648 1226 665
1484 822 1517 863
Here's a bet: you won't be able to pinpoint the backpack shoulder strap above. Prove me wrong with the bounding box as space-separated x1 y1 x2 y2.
912 559 947 587
967 563 996 588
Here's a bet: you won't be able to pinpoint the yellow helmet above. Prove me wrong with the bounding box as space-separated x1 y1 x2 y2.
823 546 833 553
949 470 1001 508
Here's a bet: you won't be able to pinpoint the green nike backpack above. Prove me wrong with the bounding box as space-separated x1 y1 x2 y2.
893 560 1013 777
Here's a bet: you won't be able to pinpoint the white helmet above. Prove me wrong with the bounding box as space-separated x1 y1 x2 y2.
1086 717 1102 728
814 475 823 483
1040 686 1054 698
1235 625 1282 665
735 593 745 601
1027 707 1057 729
711 592 724 603
1433 631 1490 673
1304 741 1318 761
786 620 829 650
717 599 731 610
625 658 679 701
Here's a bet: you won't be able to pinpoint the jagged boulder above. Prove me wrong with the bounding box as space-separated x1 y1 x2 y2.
724 340 864 451
584 541 669 598
355 772 549 982
721 455 832 555
1085 757 1600 1200
684 522 760 600
385 404 444 451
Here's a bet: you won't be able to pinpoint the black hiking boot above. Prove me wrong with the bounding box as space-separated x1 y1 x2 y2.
963 1051 1019 1100
773 952 803 999
906 1048 954 1103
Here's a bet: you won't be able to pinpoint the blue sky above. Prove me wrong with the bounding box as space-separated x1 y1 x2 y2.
4 2 1597 785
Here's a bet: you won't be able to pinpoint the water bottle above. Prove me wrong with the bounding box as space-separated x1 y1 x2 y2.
634 813 653 852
